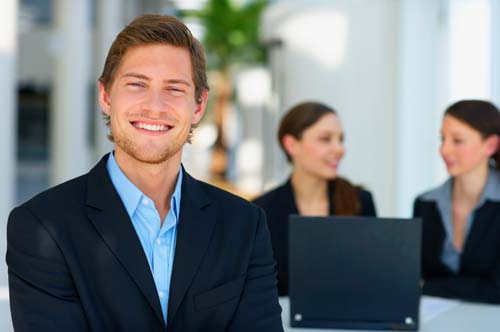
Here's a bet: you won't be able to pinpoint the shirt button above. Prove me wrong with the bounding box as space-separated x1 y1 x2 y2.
156 238 162 245
142 198 149 205
159 291 165 299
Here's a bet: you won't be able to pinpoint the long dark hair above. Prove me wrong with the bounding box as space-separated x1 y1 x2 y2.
445 100 500 168
278 101 361 215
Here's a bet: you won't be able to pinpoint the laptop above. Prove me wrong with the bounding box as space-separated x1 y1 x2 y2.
289 216 421 331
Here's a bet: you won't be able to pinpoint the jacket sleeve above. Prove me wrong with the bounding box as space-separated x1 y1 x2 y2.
422 272 500 304
6 206 90 331
227 208 284 332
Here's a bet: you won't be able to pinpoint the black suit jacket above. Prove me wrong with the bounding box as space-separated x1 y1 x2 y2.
7 155 283 331
413 197 500 304
252 178 376 296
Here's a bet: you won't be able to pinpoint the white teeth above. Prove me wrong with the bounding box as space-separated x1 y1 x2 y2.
135 122 169 132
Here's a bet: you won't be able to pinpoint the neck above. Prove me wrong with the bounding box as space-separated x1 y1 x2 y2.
453 163 489 204
113 149 181 219
291 168 329 203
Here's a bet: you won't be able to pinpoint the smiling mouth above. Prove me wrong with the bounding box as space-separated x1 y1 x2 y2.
326 159 340 167
131 121 172 132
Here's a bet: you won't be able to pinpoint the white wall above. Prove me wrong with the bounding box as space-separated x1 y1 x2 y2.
262 0 401 216
396 0 445 217
493 0 500 107
491 0 500 107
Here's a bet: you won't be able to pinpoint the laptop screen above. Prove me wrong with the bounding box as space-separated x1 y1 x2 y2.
289 216 421 330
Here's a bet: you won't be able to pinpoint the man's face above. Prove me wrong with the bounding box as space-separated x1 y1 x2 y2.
98 43 207 164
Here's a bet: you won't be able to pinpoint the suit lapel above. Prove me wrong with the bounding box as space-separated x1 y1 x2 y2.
167 171 215 328
85 155 165 326
463 202 499 256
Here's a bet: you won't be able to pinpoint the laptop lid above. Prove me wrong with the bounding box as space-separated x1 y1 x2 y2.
289 216 421 331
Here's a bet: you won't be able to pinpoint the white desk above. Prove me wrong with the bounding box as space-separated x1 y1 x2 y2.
280 296 500 331
2 296 498 331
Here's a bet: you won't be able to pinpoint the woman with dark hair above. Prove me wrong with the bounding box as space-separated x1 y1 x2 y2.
252 101 376 296
414 100 500 303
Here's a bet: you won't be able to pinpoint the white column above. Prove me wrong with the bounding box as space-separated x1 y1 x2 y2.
94 0 123 160
489 0 500 106
51 0 91 184
0 0 17 288
395 0 444 217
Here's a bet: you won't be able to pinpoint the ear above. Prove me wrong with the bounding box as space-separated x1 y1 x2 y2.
282 134 299 158
98 80 111 115
192 89 208 125
485 134 500 157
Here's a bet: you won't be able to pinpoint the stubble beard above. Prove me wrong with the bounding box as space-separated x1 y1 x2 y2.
113 131 187 165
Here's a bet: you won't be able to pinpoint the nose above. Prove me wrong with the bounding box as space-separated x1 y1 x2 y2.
440 139 450 158
143 88 167 115
332 140 345 157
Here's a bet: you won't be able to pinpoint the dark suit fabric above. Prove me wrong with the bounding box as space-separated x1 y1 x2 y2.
252 178 376 296
414 198 500 304
7 155 283 331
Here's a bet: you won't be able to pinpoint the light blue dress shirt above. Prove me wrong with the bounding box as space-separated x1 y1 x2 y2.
106 152 182 324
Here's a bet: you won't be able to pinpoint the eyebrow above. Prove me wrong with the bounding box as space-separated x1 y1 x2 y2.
122 73 150 80
122 72 192 87
167 79 192 87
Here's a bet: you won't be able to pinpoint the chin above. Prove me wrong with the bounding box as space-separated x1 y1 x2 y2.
320 171 338 180
447 169 462 178
134 146 184 164
116 142 179 165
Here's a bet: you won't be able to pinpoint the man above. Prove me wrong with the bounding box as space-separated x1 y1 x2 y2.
7 15 283 331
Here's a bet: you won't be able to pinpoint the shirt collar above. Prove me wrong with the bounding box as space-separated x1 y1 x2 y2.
106 152 183 219
421 167 500 205
171 164 183 219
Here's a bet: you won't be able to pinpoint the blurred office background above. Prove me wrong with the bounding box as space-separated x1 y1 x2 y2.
1 0 499 329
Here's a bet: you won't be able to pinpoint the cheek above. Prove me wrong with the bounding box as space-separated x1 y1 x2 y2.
303 144 324 159
110 93 138 113
172 99 196 117
460 145 483 163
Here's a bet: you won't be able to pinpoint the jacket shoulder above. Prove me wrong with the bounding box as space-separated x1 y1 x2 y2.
412 190 441 217
197 180 262 215
252 182 289 210
17 174 88 218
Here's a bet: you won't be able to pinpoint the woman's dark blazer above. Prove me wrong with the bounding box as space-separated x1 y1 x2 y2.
252 178 376 296
413 196 500 304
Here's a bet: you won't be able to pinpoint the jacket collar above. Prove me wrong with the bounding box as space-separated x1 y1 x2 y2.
167 168 215 329
85 154 216 328
85 154 165 326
